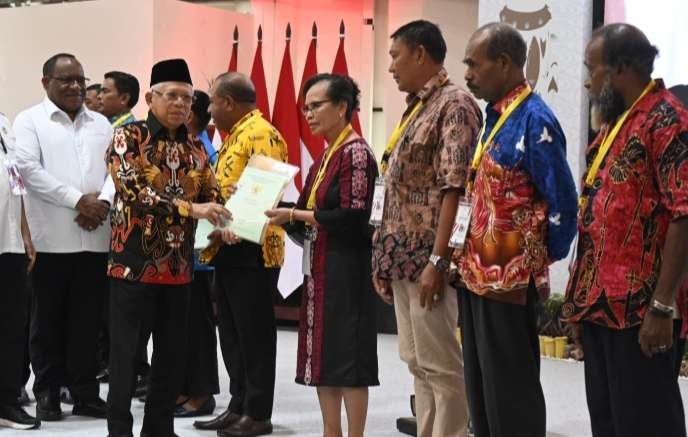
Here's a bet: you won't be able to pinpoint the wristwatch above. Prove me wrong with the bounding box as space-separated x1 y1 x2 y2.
428 254 450 273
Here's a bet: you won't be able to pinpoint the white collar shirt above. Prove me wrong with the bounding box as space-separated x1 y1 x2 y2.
0 113 25 254
13 97 113 253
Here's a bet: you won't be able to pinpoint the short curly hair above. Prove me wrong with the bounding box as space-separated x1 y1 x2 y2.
303 73 360 122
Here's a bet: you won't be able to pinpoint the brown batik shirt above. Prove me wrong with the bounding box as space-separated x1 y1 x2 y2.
372 69 482 281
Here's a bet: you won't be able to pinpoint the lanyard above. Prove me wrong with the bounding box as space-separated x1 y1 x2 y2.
380 76 450 175
467 85 532 194
582 79 656 191
380 99 423 175
0 133 7 154
306 124 353 210
112 112 133 129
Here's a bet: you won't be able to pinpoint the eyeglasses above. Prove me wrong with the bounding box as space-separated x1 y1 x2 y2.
152 89 195 105
301 99 331 115
50 76 90 87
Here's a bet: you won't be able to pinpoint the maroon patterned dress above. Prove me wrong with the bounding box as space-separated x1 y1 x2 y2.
287 138 379 387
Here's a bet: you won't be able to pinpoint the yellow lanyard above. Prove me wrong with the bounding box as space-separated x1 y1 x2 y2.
380 76 451 175
111 112 133 129
380 100 423 174
581 80 655 201
307 124 353 210
467 85 532 194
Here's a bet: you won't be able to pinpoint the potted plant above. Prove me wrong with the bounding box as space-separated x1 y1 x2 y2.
538 294 569 358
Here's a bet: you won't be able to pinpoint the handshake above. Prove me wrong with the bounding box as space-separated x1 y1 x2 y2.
74 192 110 231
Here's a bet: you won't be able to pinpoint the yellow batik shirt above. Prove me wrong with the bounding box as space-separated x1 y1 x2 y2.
210 109 288 267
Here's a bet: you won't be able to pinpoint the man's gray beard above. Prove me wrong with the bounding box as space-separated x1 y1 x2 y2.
590 77 625 132
590 104 602 132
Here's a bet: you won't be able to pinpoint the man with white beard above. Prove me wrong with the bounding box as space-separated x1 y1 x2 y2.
563 23 688 437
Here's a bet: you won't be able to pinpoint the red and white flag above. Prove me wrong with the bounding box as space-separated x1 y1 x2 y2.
272 23 302 190
251 25 271 122
331 20 362 134
211 25 240 146
272 23 306 297
295 22 323 190
227 25 238 72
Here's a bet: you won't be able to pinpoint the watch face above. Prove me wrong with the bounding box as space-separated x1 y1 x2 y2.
431 255 449 272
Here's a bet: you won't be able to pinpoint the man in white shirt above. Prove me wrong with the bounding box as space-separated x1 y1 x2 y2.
0 112 40 430
13 53 112 422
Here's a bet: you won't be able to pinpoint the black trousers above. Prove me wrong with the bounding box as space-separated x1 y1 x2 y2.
180 270 219 396
582 321 686 437
459 285 546 437
107 279 190 437
22 275 32 388
99 287 150 378
0 254 29 406
215 266 277 420
30 251 107 400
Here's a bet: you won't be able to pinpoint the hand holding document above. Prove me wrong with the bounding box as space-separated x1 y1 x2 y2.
194 155 299 248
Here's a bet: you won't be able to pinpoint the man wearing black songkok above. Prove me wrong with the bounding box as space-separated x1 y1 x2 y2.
105 59 230 437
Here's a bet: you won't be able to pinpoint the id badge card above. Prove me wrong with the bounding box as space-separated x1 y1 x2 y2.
448 197 472 249
369 177 385 226
4 159 26 196
302 228 314 276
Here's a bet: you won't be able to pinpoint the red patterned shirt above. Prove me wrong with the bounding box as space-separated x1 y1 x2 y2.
562 80 688 329
454 83 578 304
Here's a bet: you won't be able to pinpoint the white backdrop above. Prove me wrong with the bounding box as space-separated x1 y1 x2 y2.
623 0 688 88
0 0 253 121
478 0 593 294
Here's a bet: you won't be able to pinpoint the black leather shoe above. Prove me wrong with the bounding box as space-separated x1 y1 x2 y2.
219 415 273 436
35 391 62 422
0 404 41 430
192 407 241 430
72 397 107 419
173 396 215 418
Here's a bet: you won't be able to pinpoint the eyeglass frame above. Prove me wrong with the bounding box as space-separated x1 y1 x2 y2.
301 99 332 115
151 89 195 105
48 75 90 87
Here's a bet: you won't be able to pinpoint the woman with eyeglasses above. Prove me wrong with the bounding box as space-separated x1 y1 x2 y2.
266 74 379 437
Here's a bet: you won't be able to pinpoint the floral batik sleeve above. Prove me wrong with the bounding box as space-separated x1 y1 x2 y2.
649 118 688 219
436 94 481 192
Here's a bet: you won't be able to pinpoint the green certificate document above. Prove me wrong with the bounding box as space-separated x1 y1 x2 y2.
224 155 299 244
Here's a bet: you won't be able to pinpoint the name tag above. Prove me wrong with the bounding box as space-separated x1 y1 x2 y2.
448 198 472 249
302 228 315 276
4 159 26 196
369 177 385 226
